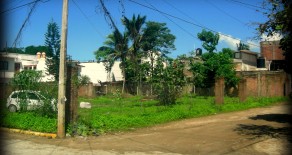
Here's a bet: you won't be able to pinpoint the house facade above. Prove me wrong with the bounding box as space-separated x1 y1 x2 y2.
233 50 263 71
0 52 54 83
79 61 123 85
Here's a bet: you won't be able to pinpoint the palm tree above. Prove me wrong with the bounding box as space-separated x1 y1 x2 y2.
122 14 146 94
95 29 128 93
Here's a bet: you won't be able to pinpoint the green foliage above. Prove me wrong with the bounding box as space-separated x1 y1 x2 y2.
75 95 288 136
222 48 234 58
197 29 219 52
10 70 43 90
95 29 128 72
95 14 176 95
190 51 239 88
122 14 147 86
152 58 186 105
10 70 57 116
79 75 91 85
94 29 128 92
25 45 49 55
1 95 287 135
141 21 176 56
1 112 57 133
258 0 292 73
45 21 60 81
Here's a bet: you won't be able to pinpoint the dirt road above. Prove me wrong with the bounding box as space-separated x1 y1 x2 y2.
1 103 291 155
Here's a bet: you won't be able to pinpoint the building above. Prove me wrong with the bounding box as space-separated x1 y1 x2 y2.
233 50 263 71
79 61 123 85
0 52 54 83
260 40 285 71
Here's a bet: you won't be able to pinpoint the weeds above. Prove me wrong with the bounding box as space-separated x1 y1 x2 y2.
1 95 288 135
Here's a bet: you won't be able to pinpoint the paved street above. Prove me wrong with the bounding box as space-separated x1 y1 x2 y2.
1 103 291 155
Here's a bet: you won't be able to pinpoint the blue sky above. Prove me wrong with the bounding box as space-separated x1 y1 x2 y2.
2 0 270 62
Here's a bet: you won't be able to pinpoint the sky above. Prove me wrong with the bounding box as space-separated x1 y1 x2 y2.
1 0 279 62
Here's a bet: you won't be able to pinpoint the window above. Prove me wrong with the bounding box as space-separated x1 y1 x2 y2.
27 92 40 100
0 61 8 70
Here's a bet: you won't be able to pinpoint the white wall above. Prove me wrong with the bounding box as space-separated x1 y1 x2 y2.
79 61 123 85
0 52 55 83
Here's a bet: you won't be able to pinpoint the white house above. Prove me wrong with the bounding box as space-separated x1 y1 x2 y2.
0 52 54 83
79 61 123 85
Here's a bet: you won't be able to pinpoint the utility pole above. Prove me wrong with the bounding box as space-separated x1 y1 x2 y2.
57 0 68 138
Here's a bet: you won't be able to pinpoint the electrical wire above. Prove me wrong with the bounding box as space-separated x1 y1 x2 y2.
128 0 259 48
162 0 205 28
205 0 252 28
1 0 49 14
71 0 105 38
12 0 40 47
226 0 268 11
143 0 196 38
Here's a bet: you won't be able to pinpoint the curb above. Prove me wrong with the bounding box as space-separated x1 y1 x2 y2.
0 127 57 139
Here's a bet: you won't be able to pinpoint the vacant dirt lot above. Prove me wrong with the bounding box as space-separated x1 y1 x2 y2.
1 103 291 155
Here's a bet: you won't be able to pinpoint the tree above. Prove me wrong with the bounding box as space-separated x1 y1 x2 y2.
197 29 219 53
45 21 60 81
122 14 146 89
258 0 292 73
222 48 234 58
25 45 49 55
95 29 128 93
141 21 176 95
190 51 239 89
237 41 250 51
152 58 186 105
141 21 176 56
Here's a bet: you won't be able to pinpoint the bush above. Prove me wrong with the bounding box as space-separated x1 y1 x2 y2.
152 59 186 105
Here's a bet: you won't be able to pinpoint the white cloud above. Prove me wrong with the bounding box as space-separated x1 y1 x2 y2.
219 33 260 52
246 40 260 52
261 33 282 41
218 33 240 50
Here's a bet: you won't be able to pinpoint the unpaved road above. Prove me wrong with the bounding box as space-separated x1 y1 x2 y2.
1 103 291 155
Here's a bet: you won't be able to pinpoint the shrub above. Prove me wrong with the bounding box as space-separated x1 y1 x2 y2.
152 59 186 105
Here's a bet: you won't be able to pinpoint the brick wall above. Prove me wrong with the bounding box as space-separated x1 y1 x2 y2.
238 71 290 97
260 41 285 61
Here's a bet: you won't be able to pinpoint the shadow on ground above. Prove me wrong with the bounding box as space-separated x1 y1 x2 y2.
249 114 292 124
234 114 292 142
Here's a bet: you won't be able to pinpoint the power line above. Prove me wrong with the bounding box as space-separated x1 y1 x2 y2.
1 0 48 14
143 0 196 38
226 0 268 11
205 0 252 28
12 0 40 47
162 0 205 28
71 0 104 38
128 0 259 48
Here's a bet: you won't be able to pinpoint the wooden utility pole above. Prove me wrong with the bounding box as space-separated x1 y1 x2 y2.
57 0 69 138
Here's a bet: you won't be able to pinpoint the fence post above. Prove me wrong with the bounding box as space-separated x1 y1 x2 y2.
215 77 224 104
66 64 78 125
238 79 247 102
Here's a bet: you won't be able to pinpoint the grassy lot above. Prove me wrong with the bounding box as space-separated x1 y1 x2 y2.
0 96 288 134
76 95 288 135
